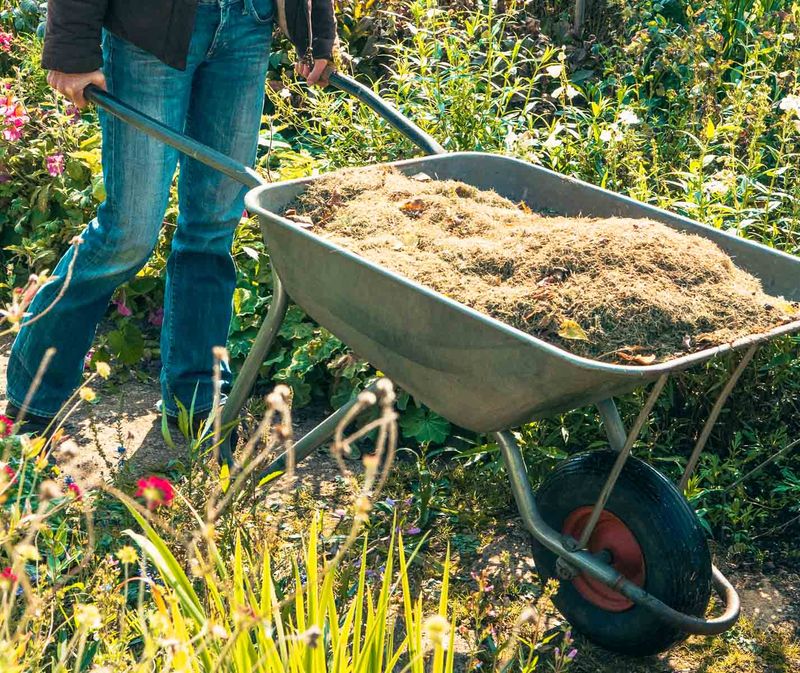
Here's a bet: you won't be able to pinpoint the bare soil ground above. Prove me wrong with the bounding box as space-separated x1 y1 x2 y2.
1 338 798 671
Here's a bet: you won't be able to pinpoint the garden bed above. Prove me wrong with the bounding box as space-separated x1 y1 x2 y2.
287 166 798 364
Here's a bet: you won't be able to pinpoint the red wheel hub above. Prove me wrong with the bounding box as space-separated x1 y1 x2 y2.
561 507 645 612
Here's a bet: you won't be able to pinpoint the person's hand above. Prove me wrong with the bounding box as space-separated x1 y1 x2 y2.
294 59 330 87
46 70 107 108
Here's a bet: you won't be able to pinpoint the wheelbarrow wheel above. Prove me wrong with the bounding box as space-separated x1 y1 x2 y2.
529 450 712 656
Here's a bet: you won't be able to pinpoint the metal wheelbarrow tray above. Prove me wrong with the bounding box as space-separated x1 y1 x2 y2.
85 74 800 656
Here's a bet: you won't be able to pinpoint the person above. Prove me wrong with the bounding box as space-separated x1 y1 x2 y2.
4 0 337 433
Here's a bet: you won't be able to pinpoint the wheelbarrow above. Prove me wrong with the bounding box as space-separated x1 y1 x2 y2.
84 73 800 655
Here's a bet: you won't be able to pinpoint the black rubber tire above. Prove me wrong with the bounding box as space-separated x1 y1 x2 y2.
530 450 712 656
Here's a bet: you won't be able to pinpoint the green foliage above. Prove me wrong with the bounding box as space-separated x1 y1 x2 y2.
3 0 800 547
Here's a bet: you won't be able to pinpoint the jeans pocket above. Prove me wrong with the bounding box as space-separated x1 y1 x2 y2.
245 0 274 24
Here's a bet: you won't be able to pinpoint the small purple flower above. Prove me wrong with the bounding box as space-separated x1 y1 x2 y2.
567 648 578 661
64 475 74 486
46 153 65 177
383 498 396 508
554 647 560 658
333 508 347 519
116 445 126 455
405 526 421 535
148 307 163 328
65 104 81 124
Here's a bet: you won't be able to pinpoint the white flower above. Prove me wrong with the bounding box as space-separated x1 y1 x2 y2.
543 134 562 150
618 108 641 125
599 123 624 144
504 129 519 150
543 123 564 151
545 64 563 78
704 179 728 196
779 94 800 116
553 85 579 100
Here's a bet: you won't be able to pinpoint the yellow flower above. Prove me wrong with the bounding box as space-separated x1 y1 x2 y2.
95 362 111 379
116 546 138 565
79 387 96 402
74 603 102 631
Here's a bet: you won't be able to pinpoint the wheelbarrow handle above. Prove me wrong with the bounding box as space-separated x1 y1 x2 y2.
84 84 265 188
84 71 443 189
326 71 445 156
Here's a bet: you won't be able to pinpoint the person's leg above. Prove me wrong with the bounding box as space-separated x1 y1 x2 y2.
6 32 194 418
160 0 273 416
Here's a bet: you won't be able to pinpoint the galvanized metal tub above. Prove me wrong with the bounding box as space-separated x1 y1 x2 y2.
246 151 800 434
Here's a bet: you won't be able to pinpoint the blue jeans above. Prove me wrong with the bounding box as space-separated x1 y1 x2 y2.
7 0 273 417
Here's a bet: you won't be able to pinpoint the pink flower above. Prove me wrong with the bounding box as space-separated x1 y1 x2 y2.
112 298 132 317
2 125 21 142
136 476 175 510
0 32 12 53
46 153 65 177
0 95 28 142
147 307 163 328
0 415 12 438
67 483 82 500
2 463 15 483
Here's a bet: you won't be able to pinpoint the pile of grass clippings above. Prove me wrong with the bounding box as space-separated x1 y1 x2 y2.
285 167 798 364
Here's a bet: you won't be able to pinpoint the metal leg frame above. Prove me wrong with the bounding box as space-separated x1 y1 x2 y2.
494 430 740 635
218 271 289 464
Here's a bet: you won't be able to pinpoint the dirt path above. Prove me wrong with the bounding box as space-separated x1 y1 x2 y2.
1 338 798 671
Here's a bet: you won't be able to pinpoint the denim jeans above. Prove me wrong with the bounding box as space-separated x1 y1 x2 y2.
7 0 273 417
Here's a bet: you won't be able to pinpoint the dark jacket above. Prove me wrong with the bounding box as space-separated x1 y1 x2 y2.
41 0 337 73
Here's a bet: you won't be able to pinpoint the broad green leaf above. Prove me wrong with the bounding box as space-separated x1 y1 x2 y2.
399 405 452 444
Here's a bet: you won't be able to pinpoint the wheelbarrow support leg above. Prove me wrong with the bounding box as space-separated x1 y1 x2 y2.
493 430 740 635
219 272 289 464
596 398 626 452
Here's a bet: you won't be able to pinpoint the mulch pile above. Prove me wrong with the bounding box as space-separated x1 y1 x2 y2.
285 166 797 364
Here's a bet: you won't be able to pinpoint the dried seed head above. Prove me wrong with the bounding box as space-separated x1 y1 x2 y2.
266 385 292 409
38 480 62 501
422 614 450 648
354 495 372 519
357 391 377 407
375 378 396 404
518 606 539 624
301 625 322 648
